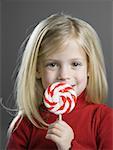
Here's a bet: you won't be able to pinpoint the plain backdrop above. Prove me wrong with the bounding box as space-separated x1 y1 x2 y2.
0 0 113 149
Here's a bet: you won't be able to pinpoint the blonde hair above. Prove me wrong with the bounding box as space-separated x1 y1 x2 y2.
13 13 108 129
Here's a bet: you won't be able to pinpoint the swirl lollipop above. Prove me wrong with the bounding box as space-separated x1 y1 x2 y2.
43 82 77 120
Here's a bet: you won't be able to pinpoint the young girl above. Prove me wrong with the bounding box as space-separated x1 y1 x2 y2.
7 13 113 150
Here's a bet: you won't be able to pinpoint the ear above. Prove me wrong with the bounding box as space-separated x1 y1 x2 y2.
87 62 90 78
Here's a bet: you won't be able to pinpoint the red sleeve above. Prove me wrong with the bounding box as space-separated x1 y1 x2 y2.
6 115 33 150
97 105 113 149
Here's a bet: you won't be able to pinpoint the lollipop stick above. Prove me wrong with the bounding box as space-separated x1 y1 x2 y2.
59 114 62 120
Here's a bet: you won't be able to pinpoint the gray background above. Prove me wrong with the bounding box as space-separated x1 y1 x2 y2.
0 0 113 149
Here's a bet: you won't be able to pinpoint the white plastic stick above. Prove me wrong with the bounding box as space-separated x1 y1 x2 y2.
59 114 62 120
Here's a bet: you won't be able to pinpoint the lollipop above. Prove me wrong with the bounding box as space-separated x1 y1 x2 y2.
43 82 77 120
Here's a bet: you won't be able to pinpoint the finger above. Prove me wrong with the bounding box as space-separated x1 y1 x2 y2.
46 133 60 144
54 120 74 139
56 120 72 129
48 122 64 131
47 127 62 137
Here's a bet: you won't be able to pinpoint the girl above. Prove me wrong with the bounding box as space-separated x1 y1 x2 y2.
7 13 113 149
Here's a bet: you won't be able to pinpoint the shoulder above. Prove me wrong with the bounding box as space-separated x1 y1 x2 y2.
86 102 113 113
98 103 113 114
93 103 113 115
96 104 113 123
89 102 113 115
87 103 113 125
82 102 113 124
8 111 33 137
7 112 34 148
93 104 113 148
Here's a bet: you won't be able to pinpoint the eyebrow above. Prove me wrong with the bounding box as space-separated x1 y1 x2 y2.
44 58 85 62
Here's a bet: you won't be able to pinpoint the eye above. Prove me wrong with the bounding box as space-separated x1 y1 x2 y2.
71 61 82 68
45 62 59 70
47 63 57 67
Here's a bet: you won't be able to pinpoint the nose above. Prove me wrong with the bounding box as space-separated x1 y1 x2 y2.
57 65 70 81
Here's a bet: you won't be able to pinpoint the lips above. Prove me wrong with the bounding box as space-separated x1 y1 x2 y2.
71 84 76 87
63 83 76 87
56 81 76 87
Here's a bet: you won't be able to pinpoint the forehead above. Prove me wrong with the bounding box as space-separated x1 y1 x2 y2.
46 38 87 60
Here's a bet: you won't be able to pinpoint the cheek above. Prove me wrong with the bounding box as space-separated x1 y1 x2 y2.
40 70 57 89
41 74 50 89
75 71 88 95
78 77 87 85
77 71 87 84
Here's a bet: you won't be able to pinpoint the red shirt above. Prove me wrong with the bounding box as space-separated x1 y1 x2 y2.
7 93 113 150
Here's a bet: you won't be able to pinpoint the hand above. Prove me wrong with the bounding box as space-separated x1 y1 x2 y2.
45 120 74 150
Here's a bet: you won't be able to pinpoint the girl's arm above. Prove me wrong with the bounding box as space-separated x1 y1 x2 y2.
6 115 32 150
97 105 113 149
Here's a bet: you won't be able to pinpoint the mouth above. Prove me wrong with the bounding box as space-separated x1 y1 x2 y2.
71 84 76 87
55 81 77 87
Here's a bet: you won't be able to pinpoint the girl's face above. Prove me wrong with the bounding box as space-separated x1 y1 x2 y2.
38 39 88 96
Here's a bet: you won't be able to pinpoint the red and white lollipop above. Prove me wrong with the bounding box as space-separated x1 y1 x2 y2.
43 82 77 120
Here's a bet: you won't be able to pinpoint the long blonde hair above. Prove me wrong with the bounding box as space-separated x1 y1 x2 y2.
13 13 108 128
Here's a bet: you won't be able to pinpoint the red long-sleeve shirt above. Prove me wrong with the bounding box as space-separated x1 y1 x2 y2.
7 93 113 150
